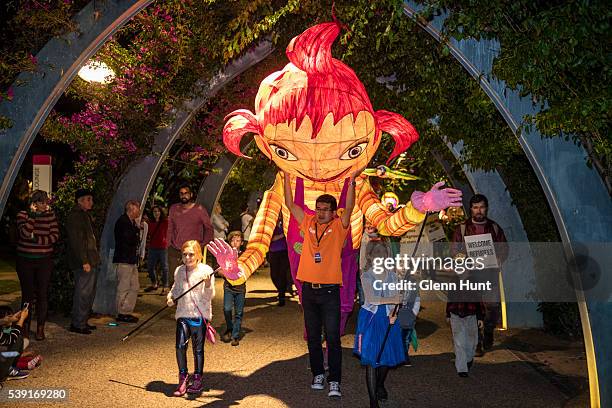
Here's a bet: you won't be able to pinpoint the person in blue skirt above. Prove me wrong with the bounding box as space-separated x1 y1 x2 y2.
354 237 405 408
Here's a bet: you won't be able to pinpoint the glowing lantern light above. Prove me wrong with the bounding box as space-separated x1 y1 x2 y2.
77 60 115 84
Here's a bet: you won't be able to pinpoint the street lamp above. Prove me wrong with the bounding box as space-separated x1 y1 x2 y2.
77 60 115 84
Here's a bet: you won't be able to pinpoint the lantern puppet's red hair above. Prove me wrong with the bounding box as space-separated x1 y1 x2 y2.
223 22 419 163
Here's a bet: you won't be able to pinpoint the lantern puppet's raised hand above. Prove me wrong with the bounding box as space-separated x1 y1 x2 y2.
216 22 462 332
206 238 242 281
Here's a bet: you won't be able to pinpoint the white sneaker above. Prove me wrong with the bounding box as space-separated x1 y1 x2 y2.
328 381 341 398
311 374 325 390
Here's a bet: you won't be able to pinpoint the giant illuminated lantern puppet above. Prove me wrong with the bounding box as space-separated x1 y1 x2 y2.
208 22 462 334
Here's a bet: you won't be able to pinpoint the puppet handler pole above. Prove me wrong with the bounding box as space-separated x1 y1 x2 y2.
121 268 219 342
375 212 430 365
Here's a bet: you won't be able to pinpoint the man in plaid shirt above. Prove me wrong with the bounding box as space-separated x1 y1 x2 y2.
451 193 508 355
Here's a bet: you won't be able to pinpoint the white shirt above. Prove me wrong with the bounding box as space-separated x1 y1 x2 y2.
167 263 215 320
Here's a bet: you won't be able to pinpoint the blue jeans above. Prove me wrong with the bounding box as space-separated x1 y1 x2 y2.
223 288 245 340
147 248 169 287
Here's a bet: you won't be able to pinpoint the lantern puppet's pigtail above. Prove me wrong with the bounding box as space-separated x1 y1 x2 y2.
374 110 419 164
223 109 262 159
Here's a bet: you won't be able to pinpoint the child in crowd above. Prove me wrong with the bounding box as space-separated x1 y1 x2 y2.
166 240 215 396
0 305 30 382
357 222 379 306
222 231 246 346
354 237 406 408
446 274 484 378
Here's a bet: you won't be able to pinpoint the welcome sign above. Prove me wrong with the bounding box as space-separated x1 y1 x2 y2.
464 233 499 268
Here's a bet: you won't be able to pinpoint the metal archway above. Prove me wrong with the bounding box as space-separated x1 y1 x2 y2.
403 2 611 406
0 0 154 216
93 41 274 314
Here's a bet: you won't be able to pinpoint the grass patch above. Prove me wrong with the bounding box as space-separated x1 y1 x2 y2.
0 258 16 273
0 280 20 295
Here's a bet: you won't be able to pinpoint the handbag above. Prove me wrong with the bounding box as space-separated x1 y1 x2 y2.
205 322 217 344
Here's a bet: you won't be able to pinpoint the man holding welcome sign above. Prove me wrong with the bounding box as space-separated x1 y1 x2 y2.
451 194 508 356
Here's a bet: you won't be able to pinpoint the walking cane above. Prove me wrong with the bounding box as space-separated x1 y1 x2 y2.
375 212 430 365
121 267 219 342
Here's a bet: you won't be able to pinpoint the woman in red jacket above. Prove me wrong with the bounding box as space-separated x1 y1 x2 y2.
145 206 169 294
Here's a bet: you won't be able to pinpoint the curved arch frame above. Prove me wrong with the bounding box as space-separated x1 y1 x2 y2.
93 42 274 314
402 2 610 406
0 0 154 216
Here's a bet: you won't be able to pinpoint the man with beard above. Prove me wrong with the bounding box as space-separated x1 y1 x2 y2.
167 185 213 284
451 194 508 356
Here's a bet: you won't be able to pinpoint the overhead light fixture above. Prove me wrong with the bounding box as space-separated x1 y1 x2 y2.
77 60 115 84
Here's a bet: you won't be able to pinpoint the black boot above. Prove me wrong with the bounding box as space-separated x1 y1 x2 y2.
365 366 380 408
376 366 389 401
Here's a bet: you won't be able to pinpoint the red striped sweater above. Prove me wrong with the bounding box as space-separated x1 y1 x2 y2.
16 210 59 257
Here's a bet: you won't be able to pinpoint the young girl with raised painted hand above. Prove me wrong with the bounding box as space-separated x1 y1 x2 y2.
167 240 215 396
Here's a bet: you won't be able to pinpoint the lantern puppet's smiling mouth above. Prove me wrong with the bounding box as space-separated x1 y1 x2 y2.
297 167 352 183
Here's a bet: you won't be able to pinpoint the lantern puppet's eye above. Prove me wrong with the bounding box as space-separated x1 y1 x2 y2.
270 144 298 161
340 142 368 160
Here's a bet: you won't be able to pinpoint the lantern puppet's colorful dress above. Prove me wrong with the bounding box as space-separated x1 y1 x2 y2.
216 22 458 334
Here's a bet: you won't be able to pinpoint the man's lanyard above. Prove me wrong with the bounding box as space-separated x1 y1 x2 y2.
313 221 332 248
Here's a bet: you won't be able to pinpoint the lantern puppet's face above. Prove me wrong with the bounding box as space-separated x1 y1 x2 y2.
223 23 420 182
255 111 378 182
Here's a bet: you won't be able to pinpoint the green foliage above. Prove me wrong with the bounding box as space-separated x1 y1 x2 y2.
0 0 85 128
48 239 74 315
229 145 277 192
420 0 611 192
497 153 559 242
0 0 81 89
537 302 583 339
48 159 112 315
415 0 611 336
331 0 519 198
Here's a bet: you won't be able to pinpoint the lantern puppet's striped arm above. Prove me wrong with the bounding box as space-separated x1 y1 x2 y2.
235 177 284 281
356 179 425 236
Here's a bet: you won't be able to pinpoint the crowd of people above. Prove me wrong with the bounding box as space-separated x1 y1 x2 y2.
0 182 507 407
